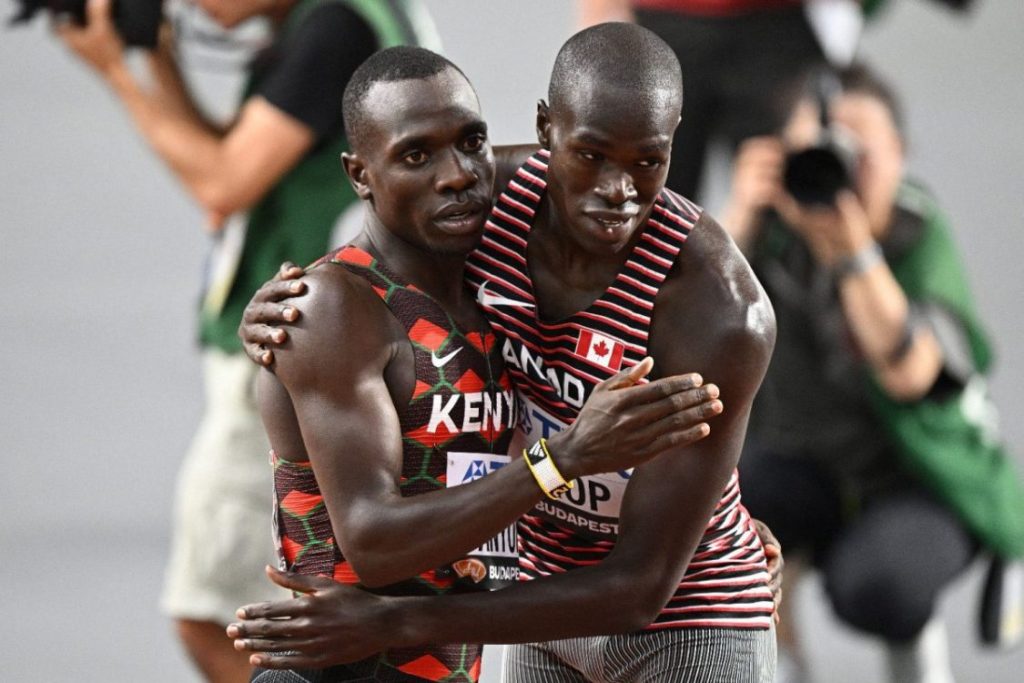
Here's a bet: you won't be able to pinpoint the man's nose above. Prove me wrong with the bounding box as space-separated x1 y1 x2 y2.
595 170 637 206
435 149 478 193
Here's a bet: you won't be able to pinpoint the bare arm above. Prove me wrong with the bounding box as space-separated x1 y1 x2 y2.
60 0 314 228
143 23 221 132
777 192 943 401
230 216 778 666
271 266 724 588
381 215 776 643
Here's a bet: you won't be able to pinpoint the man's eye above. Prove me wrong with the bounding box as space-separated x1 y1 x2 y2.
637 159 662 169
404 151 427 165
578 150 601 162
464 134 487 152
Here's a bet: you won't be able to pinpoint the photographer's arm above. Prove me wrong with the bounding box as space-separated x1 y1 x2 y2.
143 24 223 134
780 191 943 401
59 0 314 230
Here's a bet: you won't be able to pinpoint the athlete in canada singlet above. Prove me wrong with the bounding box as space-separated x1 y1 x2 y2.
271 245 518 682
465 150 774 631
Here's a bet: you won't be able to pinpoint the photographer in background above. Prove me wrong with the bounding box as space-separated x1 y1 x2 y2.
722 64 1024 683
55 0 438 680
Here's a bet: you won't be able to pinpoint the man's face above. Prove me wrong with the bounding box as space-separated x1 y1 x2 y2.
541 82 677 256
353 68 496 256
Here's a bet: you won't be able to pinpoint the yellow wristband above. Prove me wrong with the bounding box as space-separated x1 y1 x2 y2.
524 438 574 499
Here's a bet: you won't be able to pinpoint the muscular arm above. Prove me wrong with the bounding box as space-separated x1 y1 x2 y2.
271 267 720 589
232 216 776 665
382 214 776 643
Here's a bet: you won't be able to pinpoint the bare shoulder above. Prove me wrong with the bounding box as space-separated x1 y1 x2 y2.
493 144 540 194
272 263 400 388
650 211 776 389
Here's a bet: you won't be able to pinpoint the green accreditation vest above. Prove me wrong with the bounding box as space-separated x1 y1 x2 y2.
198 0 442 353
864 183 1024 558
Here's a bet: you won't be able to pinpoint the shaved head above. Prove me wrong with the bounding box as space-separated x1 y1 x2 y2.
343 46 468 150
548 22 682 119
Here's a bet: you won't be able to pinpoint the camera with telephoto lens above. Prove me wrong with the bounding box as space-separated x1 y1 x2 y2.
9 0 164 48
782 71 861 207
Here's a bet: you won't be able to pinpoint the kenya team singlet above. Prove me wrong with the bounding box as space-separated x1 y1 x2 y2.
464 150 774 631
272 245 517 682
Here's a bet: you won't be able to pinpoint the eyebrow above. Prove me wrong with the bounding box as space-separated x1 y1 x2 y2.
390 120 489 154
573 131 670 155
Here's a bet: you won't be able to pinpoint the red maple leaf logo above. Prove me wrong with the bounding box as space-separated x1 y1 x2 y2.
592 340 609 357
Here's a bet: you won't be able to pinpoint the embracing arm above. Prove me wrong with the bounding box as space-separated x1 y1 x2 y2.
381 216 777 643
231 217 777 666
274 267 723 589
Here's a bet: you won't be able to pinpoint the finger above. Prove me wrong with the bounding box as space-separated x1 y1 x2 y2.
234 636 317 653
250 280 307 307
241 323 289 346
600 356 654 391
230 616 303 639
752 518 781 551
630 419 712 456
619 382 721 423
614 373 706 410
265 565 337 594
87 0 112 24
244 301 299 327
649 393 724 431
250 651 326 670
632 399 723 446
275 261 304 281
242 341 274 367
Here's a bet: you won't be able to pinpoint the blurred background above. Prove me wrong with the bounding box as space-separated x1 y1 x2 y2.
1 0 1021 680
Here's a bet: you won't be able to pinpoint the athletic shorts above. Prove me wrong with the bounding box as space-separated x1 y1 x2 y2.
160 349 289 623
503 626 776 683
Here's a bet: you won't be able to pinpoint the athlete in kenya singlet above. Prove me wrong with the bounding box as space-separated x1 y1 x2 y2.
464 150 774 631
272 245 518 682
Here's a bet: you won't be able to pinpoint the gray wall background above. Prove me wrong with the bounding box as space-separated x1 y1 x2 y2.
1 0 1021 680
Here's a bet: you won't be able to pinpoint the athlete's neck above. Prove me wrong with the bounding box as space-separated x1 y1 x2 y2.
530 196 640 290
356 220 474 312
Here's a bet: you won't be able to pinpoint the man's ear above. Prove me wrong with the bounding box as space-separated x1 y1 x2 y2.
342 152 372 200
536 99 552 149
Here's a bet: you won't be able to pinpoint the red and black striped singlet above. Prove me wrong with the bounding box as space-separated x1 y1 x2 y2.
464 151 774 631
272 245 517 682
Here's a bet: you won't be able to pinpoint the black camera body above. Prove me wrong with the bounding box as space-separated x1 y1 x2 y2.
10 0 164 48
783 127 860 207
782 71 861 207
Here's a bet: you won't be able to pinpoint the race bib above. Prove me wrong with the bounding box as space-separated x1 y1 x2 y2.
437 451 519 590
520 396 632 541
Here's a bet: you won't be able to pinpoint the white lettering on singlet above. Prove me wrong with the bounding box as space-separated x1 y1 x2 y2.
501 338 586 409
427 390 517 434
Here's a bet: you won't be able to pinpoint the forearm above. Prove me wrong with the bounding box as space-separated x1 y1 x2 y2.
346 456 546 587
838 259 942 398
386 561 653 646
104 62 229 215
144 38 219 131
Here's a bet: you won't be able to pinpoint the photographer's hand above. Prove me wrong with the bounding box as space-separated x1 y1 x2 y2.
775 190 873 268
720 136 785 253
56 0 126 79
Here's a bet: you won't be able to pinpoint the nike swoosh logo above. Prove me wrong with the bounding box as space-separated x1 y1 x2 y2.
477 281 535 309
431 346 464 368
